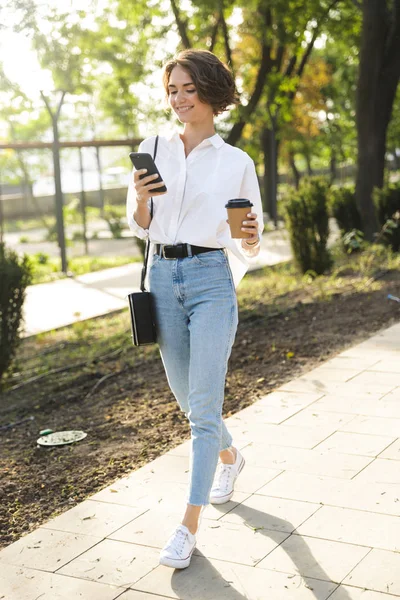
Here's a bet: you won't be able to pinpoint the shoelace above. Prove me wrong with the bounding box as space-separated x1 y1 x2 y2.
166 526 188 556
213 463 233 491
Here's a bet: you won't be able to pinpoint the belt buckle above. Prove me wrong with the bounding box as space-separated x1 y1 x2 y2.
162 245 175 260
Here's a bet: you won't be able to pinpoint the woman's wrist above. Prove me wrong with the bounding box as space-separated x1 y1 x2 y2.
243 235 260 247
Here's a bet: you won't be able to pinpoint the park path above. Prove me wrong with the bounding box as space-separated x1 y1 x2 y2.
22 227 292 336
1 320 400 599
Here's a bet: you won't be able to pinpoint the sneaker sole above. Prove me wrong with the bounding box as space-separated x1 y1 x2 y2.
159 544 196 569
209 456 245 505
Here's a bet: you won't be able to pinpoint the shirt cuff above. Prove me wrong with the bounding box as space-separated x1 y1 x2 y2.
127 214 149 240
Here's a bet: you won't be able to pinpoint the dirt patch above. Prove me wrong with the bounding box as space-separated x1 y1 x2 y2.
1 265 399 549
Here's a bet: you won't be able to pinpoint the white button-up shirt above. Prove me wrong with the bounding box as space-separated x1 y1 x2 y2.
126 131 264 287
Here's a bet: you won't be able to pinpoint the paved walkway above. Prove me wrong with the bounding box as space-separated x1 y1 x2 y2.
22 228 292 336
2 321 400 599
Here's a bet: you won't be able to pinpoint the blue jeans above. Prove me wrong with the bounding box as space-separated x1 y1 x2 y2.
149 248 238 505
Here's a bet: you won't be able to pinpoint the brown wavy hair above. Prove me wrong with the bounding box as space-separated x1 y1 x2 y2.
162 49 240 116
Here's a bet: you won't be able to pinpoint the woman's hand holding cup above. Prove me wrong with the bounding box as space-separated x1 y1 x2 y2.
241 212 260 246
134 169 167 204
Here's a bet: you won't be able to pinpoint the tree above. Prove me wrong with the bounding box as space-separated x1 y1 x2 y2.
355 0 400 240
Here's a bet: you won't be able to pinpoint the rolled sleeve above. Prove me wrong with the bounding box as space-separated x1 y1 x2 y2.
240 157 264 235
235 157 264 259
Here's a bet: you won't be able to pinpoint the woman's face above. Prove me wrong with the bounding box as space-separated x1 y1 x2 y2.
168 65 214 124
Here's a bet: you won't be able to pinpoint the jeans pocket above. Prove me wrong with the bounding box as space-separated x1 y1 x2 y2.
150 253 162 268
192 250 227 267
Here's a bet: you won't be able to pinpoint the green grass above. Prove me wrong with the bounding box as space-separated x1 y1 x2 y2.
238 242 400 317
29 254 141 285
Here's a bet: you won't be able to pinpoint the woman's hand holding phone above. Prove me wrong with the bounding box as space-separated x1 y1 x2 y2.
134 169 167 205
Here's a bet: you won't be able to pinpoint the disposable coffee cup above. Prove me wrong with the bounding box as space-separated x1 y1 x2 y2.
225 199 254 238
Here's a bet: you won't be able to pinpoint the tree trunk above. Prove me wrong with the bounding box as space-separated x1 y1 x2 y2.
289 151 301 189
355 0 400 241
330 152 337 184
261 126 279 226
304 152 313 176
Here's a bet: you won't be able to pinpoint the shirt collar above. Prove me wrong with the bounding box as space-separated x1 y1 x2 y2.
166 131 224 148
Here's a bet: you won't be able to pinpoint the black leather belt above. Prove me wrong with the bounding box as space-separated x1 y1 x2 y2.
154 243 223 260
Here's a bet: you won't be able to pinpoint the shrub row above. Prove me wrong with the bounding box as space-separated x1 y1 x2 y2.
284 178 400 275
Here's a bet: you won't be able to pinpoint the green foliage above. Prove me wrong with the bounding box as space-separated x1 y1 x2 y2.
284 177 332 274
103 204 125 239
328 185 362 233
0 243 33 383
29 254 140 285
341 229 365 254
373 183 400 251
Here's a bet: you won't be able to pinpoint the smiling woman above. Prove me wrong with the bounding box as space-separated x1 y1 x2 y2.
126 48 264 571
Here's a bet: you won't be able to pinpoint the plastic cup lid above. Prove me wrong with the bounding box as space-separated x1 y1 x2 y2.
225 198 253 208
37 430 87 447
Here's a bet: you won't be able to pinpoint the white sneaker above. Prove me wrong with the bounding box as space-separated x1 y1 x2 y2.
209 449 245 504
159 524 196 569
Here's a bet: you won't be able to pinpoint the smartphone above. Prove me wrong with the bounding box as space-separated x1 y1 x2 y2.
129 152 167 193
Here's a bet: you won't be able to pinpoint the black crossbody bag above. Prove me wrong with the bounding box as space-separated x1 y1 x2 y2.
127 136 159 346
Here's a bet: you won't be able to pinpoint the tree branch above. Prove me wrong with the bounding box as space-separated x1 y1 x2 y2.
385 0 400 64
169 0 191 49
226 7 273 145
209 13 221 52
219 0 233 70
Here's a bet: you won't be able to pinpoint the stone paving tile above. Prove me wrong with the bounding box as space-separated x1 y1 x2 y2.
311 394 400 419
328 586 399 600
119 591 175 600
313 431 395 457
108 510 188 549
219 493 321 534
352 458 400 483
256 472 400 516
256 533 371 583
280 378 396 397
225 391 322 425
126 454 190 485
200 492 254 520
41 500 147 537
225 421 337 449
58 539 160 588
339 415 400 437
0 528 101 571
384 387 400 402
214 464 282 495
347 371 400 389
300 366 363 383
320 356 380 371
240 442 372 479
91 479 189 510
0 564 123 600
193 519 290 566
296 506 400 551
282 408 356 430
370 359 400 373
343 548 400 595
378 438 400 460
133 555 337 599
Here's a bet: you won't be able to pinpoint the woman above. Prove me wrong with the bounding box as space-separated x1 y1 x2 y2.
126 49 263 569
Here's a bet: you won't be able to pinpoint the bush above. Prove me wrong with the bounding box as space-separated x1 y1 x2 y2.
373 184 400 251
0 243 33 383
328 186 362 233
103 205 125 239
284 177 332 275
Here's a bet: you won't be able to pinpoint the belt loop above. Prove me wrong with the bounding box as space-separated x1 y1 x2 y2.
186 244 193 258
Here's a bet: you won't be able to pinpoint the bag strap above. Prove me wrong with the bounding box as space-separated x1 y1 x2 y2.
140 135 159 292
